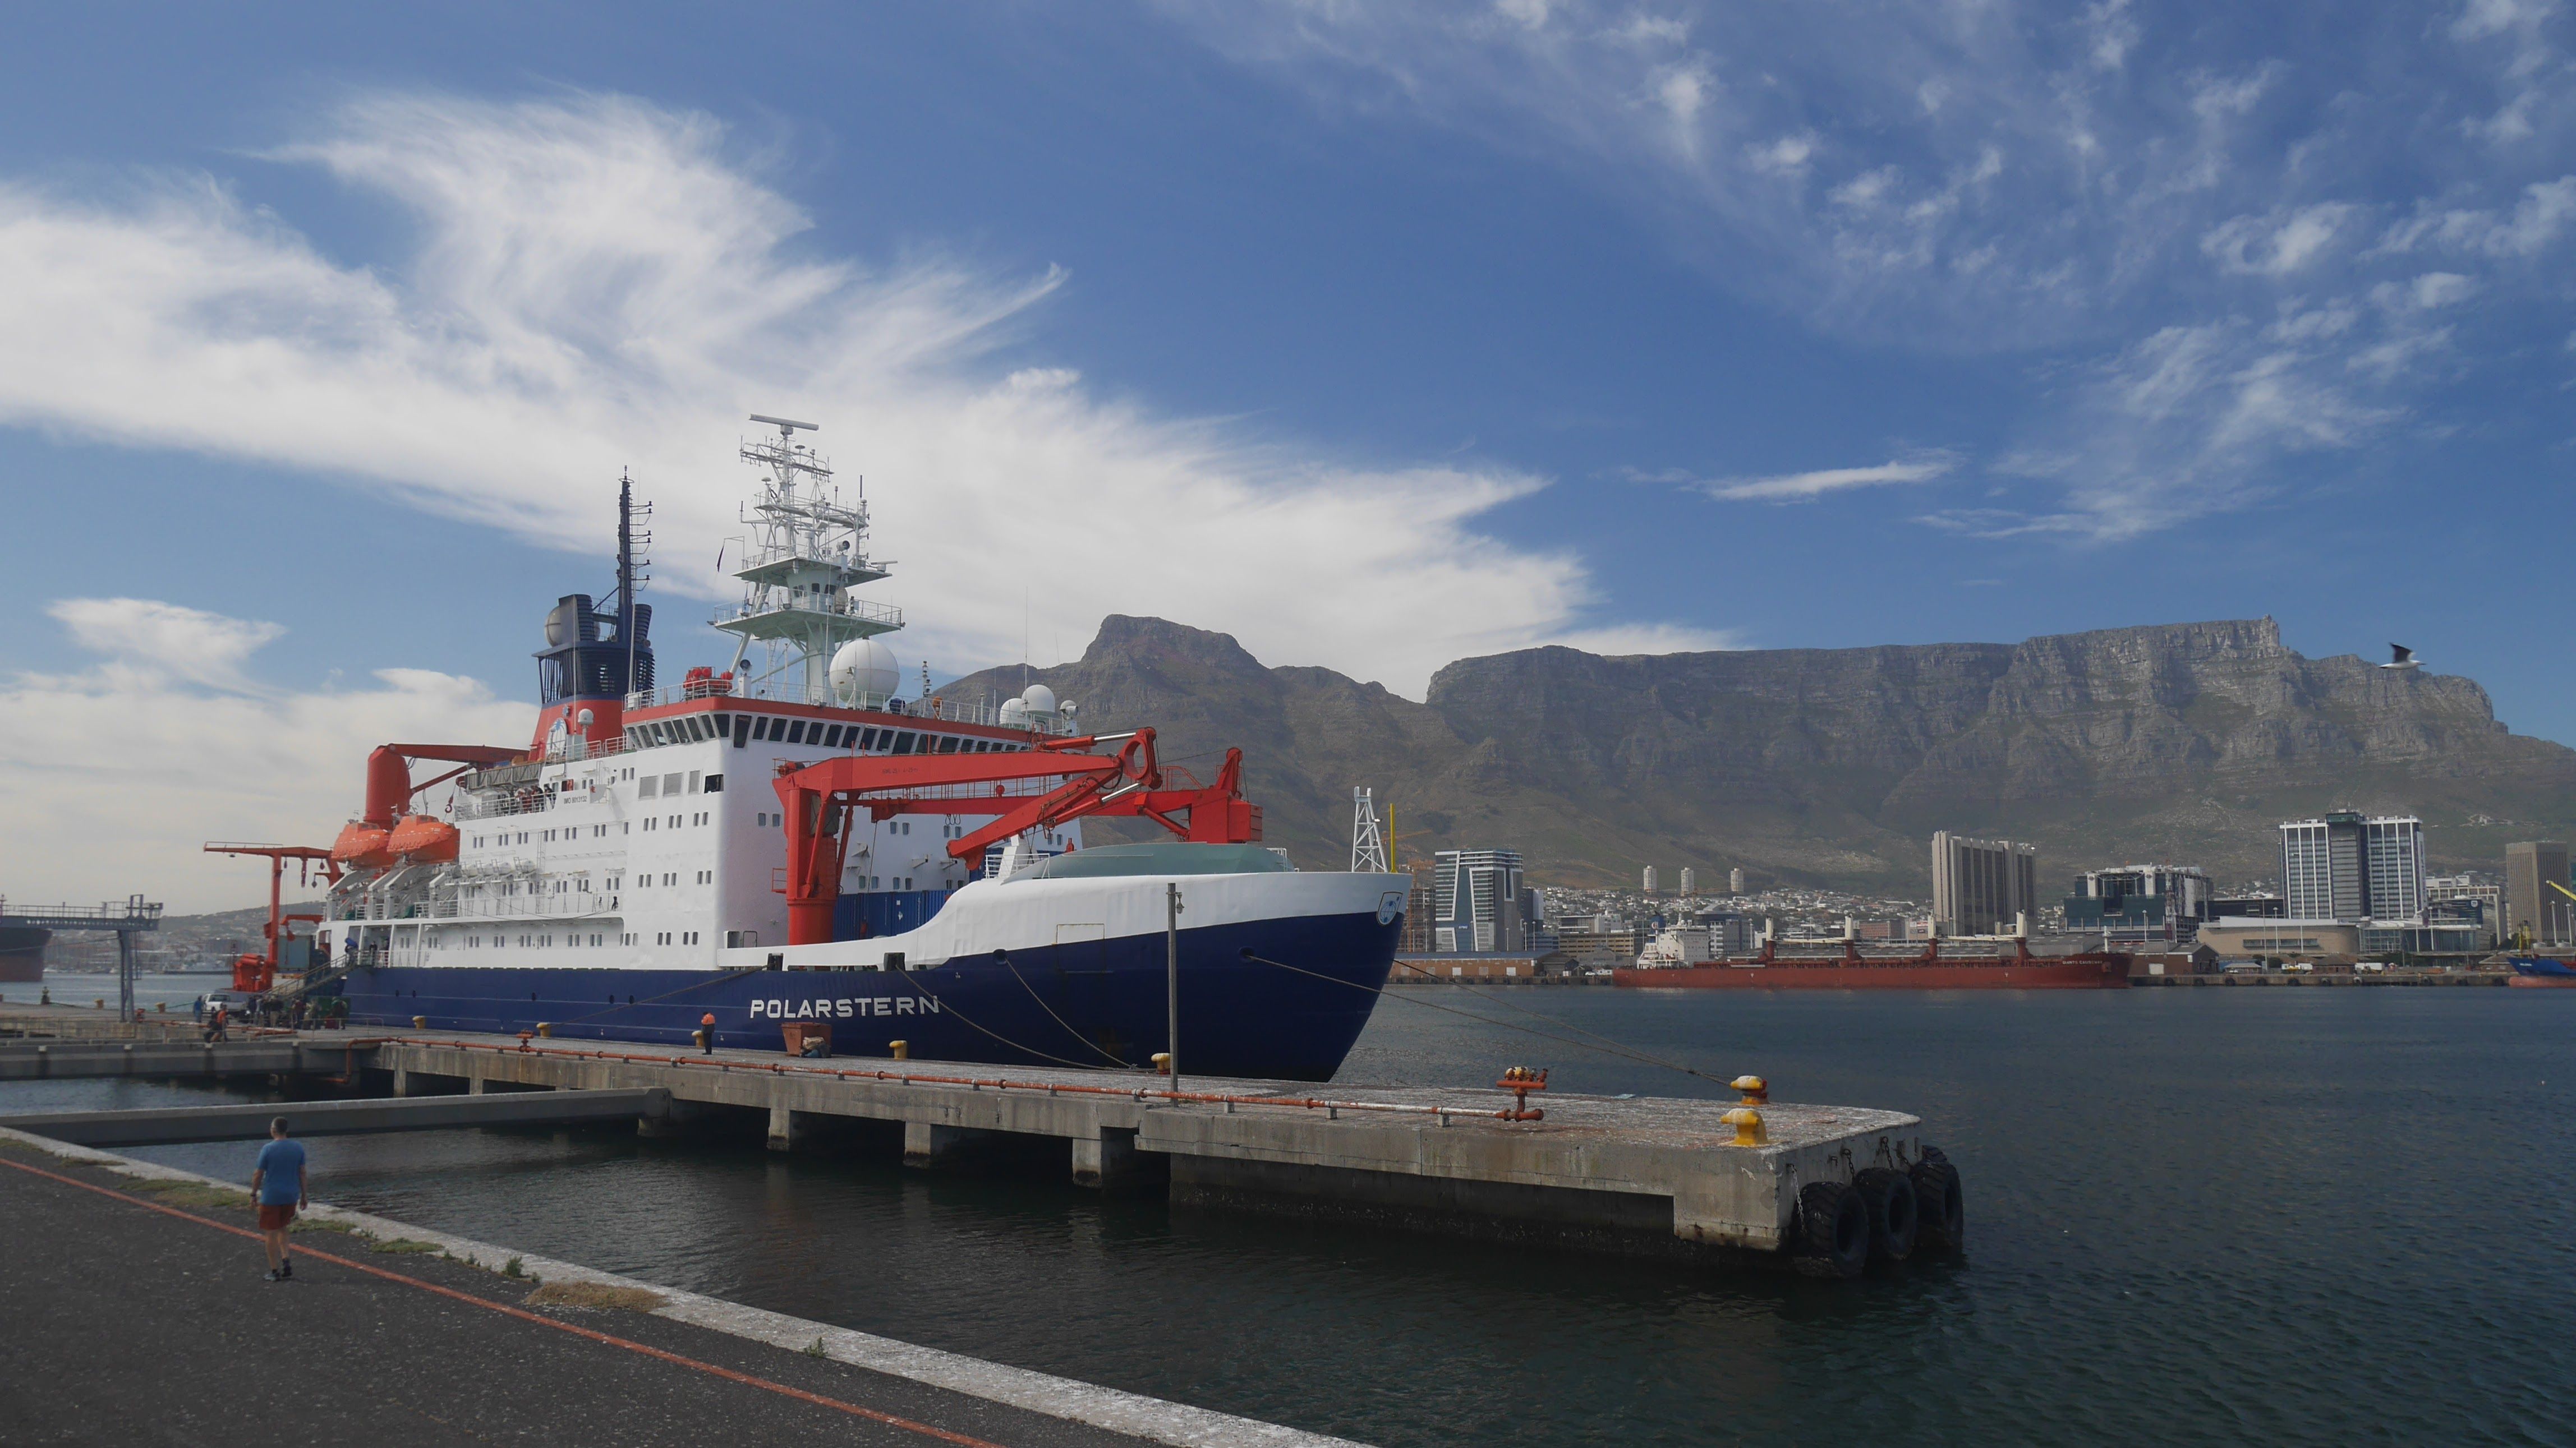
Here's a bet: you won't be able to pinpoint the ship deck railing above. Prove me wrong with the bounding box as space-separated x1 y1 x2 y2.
617 685 1077 734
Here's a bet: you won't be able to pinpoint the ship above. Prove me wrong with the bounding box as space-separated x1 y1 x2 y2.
2505 956 2576 987
292 416 1407 1080
0 925 46 984
1615 937 2131 990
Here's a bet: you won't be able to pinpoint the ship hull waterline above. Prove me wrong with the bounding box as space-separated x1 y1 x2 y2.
344 909 1398 1082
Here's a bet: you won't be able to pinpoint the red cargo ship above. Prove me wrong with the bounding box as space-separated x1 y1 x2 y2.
1614 938 2130 990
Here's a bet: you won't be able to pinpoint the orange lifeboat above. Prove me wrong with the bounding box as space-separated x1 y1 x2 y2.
387 813 461 864
331 819 394 872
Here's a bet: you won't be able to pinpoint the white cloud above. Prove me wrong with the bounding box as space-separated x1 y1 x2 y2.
0 602 537 912
2378 177 2576 257
0 91 1682 702
1746 132 1818 175
2450 0 2552 44
1158 1 2576 542
1696 453 1959 502
43 598 285 693
2085 0 2140 71
2201 203 2356 276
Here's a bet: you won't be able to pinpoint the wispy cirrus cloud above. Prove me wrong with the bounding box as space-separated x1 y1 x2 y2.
1692 453 1960 503
1159 0 2576 541
0 91 1690 700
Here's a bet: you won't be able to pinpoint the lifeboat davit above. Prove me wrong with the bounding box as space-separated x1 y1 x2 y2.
387 813 461 864
330 820 395 873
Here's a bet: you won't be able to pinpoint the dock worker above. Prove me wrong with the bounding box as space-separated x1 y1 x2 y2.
250 1117 309 1283
698 1011 717 1055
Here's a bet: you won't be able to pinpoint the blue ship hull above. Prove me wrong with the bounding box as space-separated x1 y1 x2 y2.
343 908 1397 1082
2509 955 2576 977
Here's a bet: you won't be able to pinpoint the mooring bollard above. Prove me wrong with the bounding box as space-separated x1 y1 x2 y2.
1733 1075 1769 1105
1723 1107 1768 1147
889 1039 908 1060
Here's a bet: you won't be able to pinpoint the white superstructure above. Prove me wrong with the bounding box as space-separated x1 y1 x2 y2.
318 415 1083 974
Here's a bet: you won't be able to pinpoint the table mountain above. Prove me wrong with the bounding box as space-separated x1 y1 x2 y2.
949 616 2576 893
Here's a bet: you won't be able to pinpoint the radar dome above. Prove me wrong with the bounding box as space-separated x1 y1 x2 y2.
830 638 900 705
998 698 1031 728
1021 684 1057 716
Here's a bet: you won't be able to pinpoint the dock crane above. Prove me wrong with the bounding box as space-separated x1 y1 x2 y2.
771 728 1259 946
201 843 341 996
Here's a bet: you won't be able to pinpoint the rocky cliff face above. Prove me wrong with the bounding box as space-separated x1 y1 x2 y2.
951 616 2576 892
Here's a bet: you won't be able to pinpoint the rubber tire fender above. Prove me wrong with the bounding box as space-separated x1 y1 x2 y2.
1851 1167 1919 1263
1792 1180 1870 1279
1910 1150 1964 1256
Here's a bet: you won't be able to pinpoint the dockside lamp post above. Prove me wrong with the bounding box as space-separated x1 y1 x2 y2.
1166 882 1183 1096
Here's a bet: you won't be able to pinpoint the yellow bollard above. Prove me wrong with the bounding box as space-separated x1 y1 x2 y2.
1732 1074 1769 1105
412 1016 427 1030
889 1039 908 1060
1151 1052 1172 1076
536 1022 554 1039
1722 1107 1768 1146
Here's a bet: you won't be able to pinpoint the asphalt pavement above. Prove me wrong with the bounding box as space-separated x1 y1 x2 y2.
0 1142 1169 1447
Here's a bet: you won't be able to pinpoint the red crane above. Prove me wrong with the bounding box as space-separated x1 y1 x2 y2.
202 843 343 995
771 727 1262 946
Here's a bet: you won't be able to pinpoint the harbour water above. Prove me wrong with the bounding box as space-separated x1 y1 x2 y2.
11 977 2572 1446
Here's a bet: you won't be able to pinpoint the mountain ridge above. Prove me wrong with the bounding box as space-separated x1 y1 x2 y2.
949 615 2576 893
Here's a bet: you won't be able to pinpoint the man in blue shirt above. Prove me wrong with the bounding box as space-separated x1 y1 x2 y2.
250 1117 309 1282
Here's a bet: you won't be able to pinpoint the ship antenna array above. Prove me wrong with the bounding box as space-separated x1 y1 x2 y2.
1350 787 1388 873
615 470 652 698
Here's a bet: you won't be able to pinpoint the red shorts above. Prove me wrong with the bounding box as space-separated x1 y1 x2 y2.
257 1203 297 1230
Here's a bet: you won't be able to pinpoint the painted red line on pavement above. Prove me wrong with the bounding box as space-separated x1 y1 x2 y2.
0 1155 1015 1448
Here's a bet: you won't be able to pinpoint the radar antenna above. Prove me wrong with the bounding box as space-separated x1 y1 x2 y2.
714 412 903 704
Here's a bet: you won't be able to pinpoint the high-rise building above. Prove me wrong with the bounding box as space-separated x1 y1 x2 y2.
1678 867 1697 896
2280 813 2423 922
2506 841 2573 944
2364 817 2426 920
2063 864 2214 941
1728 868 1746 895
1931 832 2039 935
1432 849 1526 954
1641 865 1658 894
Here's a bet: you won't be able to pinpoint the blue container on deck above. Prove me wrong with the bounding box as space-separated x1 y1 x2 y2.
833 889 959 941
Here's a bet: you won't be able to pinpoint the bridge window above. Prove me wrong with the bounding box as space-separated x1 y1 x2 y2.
821 725 843 746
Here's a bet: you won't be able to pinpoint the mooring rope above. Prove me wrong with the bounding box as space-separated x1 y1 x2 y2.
998 954 1133 1069
885 963 1119 1073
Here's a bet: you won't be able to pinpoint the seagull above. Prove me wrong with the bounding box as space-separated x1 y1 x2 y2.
2381 643 2422 671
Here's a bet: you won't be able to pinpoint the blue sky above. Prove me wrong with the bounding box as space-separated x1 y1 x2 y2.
3 1 2573 906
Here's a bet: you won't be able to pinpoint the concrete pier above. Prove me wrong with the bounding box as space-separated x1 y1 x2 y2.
0 1011 1945 1271
370 1032 1926 1265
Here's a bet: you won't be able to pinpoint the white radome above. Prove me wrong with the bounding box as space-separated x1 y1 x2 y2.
1021 684 1058 715
830 637 901 704
998 698 1031 728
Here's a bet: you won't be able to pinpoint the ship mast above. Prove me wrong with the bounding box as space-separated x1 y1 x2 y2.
714 414 904 704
